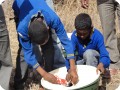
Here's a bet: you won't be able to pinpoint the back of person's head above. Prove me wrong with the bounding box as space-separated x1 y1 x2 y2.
75 13 92 30
28 20 49 45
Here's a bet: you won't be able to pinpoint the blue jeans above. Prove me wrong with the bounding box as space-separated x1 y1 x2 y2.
76 49 99 67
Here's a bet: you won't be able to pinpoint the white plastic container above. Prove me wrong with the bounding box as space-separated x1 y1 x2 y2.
41 65 100 90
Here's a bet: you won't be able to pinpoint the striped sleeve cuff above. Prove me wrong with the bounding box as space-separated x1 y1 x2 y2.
33 63 40 69
66 54 74 59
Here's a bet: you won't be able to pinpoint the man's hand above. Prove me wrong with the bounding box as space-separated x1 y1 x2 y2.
36 66 58 84
81 0 89 9
43 72 58 84
96 63 105 74
66 69 78 85
66 59 78 84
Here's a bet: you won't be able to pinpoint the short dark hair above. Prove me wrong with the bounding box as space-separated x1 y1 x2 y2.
28 20 49 44
75 13 92 30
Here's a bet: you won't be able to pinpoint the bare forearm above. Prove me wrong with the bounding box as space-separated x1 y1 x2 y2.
36 66 47 77
69 59 76 70
67 59 78 84
36 66 58 84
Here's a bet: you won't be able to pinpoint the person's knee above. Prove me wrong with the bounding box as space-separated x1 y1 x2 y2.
83 49 94 58
83 49 99 66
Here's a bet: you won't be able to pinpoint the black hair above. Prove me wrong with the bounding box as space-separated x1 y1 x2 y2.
28 20 49 44
75 13 92 30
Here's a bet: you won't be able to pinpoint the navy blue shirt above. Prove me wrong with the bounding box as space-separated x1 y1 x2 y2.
12 0 74 69
71 28 110 68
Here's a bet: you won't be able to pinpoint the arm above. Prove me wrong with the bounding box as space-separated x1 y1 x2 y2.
18 34 58 84
51 16 78 84
52 16 74 60
71 31 78 56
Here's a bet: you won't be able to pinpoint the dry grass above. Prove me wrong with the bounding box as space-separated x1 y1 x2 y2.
2 0 120 90
54 0 102 33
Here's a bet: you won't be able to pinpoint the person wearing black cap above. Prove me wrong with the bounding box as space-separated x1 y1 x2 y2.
12 0 78 89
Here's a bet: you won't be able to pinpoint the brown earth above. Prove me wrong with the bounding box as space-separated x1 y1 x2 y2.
1 0 120 90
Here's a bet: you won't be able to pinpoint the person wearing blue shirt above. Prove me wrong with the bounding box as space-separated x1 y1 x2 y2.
12 0 78 89
13 0 66 89
81 0 120 77
71 13 110 73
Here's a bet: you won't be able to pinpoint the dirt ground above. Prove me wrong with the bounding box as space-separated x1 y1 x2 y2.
2 0 120 90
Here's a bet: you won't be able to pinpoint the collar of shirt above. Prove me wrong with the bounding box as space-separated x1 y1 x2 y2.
29 11 48 28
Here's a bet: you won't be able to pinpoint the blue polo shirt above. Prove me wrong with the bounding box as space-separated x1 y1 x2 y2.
71 28 110 68
12 0 74 69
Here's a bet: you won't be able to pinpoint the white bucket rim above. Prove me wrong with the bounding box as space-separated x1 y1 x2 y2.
41 65 100 90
